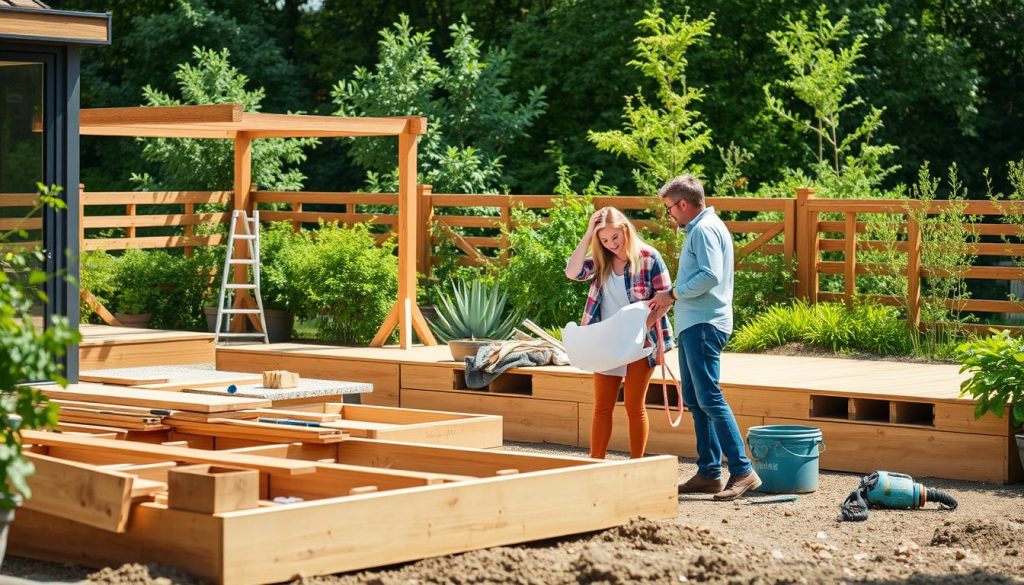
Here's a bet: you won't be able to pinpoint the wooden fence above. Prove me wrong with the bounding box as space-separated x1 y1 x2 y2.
6 185 1022 328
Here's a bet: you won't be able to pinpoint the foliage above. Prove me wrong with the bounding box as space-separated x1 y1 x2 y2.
763 5 898 198
131 47 317 192
730 300 913 357
280 222 398 345
259 222 304 313
733 252 796 328
906 163 977 355
0 185 79 510
83 248 222 331
588 4 714 194
496 166 600 329
956 330 1024 428
427 279 519 342
331 15 546 194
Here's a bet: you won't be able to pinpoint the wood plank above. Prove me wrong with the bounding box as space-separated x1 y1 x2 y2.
401 389 579 445
80 338 215 369
364 417 503 449
765 417 1009 483
36 383 270 413
531 373 592 403
933 403 1012 436
267 464 442 500
9 504 224 584
0 10 110 43
580 406 763 458
23 452 134 532
216 351 401 407
724 387 808 419
21 431 317 476
219 456 678 585
331 439 592 477
401 364 460 392
54 422 128 439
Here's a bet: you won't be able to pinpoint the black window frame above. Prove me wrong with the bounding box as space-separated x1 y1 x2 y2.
0 41 81 382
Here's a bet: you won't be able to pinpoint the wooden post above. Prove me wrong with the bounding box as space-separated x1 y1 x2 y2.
783 198 796 293
183 202 194 257
500 196 512 265
231 132 253 333
370 118 437 348
417 184 433 276
844 211 857 307
907 214 922 330
795 188 818 302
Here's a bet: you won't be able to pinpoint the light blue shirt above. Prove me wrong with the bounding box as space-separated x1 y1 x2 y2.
674 206 734 334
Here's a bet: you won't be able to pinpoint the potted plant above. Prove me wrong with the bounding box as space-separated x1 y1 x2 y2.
110 249 158 328
428 279 519 361
0 186 79 567
258 222 301 343
956 329 1024 468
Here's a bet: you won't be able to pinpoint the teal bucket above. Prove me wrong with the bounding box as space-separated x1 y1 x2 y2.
747 425 825 494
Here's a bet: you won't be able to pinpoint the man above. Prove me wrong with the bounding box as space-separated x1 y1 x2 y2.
648 174 761 501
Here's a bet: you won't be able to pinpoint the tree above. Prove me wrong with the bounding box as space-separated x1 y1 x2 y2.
132 47 317 192
587 4 715 195
763 5 898 197
331 14 546 193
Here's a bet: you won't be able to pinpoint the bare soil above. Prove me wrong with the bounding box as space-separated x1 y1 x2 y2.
3 441 1023 585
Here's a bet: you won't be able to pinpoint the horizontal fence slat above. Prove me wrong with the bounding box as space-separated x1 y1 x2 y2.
818 292 1022 313
83 212 229 229
255 191 398 206
0 194 41 206
80 234 226 251
0 217 42 230
82 191 232 205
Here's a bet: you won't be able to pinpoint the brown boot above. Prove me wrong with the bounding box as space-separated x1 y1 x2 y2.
678 473 725 494
713 471 763 501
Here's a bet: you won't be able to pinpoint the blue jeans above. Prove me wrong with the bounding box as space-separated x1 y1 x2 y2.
678 323 752 478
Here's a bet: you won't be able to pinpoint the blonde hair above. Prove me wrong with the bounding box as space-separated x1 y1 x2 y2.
589 207 645 284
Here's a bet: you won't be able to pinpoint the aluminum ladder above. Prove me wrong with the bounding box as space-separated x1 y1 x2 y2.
214 210 269 345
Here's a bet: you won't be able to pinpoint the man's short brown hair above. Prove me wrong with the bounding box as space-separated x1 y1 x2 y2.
658 174 705 207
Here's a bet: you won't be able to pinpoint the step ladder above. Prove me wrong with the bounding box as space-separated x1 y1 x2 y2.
214 210 269 345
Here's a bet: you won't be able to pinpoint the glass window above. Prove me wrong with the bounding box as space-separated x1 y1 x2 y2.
0 62 45 331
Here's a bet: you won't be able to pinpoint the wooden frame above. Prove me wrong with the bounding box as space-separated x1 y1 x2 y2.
0 6 111 45
12 433 678 584
78 105 437 348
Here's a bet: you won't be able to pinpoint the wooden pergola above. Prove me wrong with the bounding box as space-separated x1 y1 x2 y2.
79 103 437 349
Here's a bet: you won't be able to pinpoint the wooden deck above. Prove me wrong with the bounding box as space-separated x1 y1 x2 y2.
217 343 1023 484
80 324 215 369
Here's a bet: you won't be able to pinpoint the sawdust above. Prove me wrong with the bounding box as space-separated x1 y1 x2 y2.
87 563 202 585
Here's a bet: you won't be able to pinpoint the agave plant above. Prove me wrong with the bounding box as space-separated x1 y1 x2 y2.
428 279 519 342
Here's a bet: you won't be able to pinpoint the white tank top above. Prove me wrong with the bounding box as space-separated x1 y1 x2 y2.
600 270 630 321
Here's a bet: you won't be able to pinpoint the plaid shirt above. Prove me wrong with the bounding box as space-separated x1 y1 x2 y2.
570 246 675 365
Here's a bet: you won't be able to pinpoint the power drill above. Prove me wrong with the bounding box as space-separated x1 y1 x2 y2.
841 471 958 522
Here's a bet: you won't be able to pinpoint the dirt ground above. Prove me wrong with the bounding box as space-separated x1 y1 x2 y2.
3 441 1023 585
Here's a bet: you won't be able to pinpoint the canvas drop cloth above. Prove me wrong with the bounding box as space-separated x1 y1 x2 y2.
561 301 653 377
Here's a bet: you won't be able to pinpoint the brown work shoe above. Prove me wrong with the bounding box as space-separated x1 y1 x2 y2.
678 473 725 494
713 471 763 501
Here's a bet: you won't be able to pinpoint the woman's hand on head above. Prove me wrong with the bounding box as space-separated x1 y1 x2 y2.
586 210 603 234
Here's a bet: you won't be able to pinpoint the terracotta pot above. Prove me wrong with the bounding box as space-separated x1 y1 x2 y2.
114 313 152 329
447 339 495 362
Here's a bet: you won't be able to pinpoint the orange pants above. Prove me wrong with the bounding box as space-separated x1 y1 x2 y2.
590 357 655 459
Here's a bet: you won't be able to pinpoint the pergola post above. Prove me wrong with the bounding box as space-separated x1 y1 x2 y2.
370 119 437 348
231 131 255 332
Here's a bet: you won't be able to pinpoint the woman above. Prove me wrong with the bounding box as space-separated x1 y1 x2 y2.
565 207 674 459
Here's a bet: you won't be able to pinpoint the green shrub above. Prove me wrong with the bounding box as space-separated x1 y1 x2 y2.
956 330 1024 428
110 249 165 316
79 251 119 322
731 300 914 357
283 222 398 345
260 222 303 312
